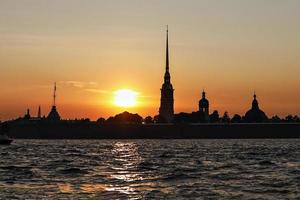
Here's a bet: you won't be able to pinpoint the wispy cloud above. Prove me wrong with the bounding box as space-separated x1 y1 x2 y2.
60 81 98 88
84 89 108 94
59 81 108 94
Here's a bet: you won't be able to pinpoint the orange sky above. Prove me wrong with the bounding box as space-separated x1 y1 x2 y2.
1 0 300 121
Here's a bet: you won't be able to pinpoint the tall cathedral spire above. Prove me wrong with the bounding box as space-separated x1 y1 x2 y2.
166 25 169 72
159 26 174 123
164 26 171 84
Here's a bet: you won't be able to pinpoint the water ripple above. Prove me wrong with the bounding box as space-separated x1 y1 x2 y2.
0 139 299 199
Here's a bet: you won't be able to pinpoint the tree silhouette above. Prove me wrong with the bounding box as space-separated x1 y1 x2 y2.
144 116 153 124
210 110 219 123
271 115 281 123
104 111 143 124
231 114 242 123
221 111 230 123
97 117 106 124
285 115 294 122
285 115 300 123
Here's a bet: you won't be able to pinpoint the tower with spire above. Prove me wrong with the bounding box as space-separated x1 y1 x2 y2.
47 82 61 121
159 26 174 123
252 93 259 110
199 90 209 121
37 105 41 119
24 108 31 120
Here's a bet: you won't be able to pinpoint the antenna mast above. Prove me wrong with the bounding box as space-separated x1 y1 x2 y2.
53 82 56 107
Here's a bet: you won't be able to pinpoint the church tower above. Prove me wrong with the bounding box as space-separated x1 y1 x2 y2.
159 27 174 123
199 91 209 114
47 82 61 121
199 90 209 121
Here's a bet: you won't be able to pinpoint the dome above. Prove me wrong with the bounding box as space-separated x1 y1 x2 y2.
244 109 268 123
199 98 209 107
244 94 268 122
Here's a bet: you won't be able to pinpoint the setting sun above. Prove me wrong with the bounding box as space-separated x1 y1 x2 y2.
113 89 138 107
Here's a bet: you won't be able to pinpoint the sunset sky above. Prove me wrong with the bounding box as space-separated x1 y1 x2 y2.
1 0 300 120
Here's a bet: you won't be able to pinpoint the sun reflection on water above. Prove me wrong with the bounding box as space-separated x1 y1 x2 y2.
55 142 146 196
57 183 73 193
106 141 144 194
80 183 106 193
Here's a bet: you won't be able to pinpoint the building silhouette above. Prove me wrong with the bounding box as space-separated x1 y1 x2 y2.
244 93 268 122
24 109 31 119
37 105 41 119
159 27 174 123
199 90 209 121
47 82 61 121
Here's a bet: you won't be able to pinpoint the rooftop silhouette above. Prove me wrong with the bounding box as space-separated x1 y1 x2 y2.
1 29 299 126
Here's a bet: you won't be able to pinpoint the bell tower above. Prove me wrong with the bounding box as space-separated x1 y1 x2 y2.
159 27 174 123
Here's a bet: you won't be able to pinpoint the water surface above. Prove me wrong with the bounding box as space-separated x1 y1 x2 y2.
0 139 299 199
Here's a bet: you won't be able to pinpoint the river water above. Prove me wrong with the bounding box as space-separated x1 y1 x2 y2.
0 139 299 199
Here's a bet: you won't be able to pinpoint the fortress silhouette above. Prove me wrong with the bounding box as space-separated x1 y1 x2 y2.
1 29 300 139
13 28 289 124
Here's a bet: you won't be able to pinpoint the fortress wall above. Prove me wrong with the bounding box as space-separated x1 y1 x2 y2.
8 123 300 139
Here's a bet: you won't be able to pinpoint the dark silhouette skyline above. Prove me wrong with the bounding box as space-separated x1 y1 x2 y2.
1 29 299 124
1 1 300 122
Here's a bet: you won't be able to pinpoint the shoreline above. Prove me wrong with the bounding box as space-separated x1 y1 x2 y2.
7 123 300 139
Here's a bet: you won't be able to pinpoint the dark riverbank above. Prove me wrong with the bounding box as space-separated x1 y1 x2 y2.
7 123 300 139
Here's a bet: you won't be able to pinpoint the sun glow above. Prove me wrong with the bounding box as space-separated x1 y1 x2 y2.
113 89 138 107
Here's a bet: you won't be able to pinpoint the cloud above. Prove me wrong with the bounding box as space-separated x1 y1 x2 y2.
84 89 108 94
60 81 98 88
59 81 108 94
61 81 84 88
